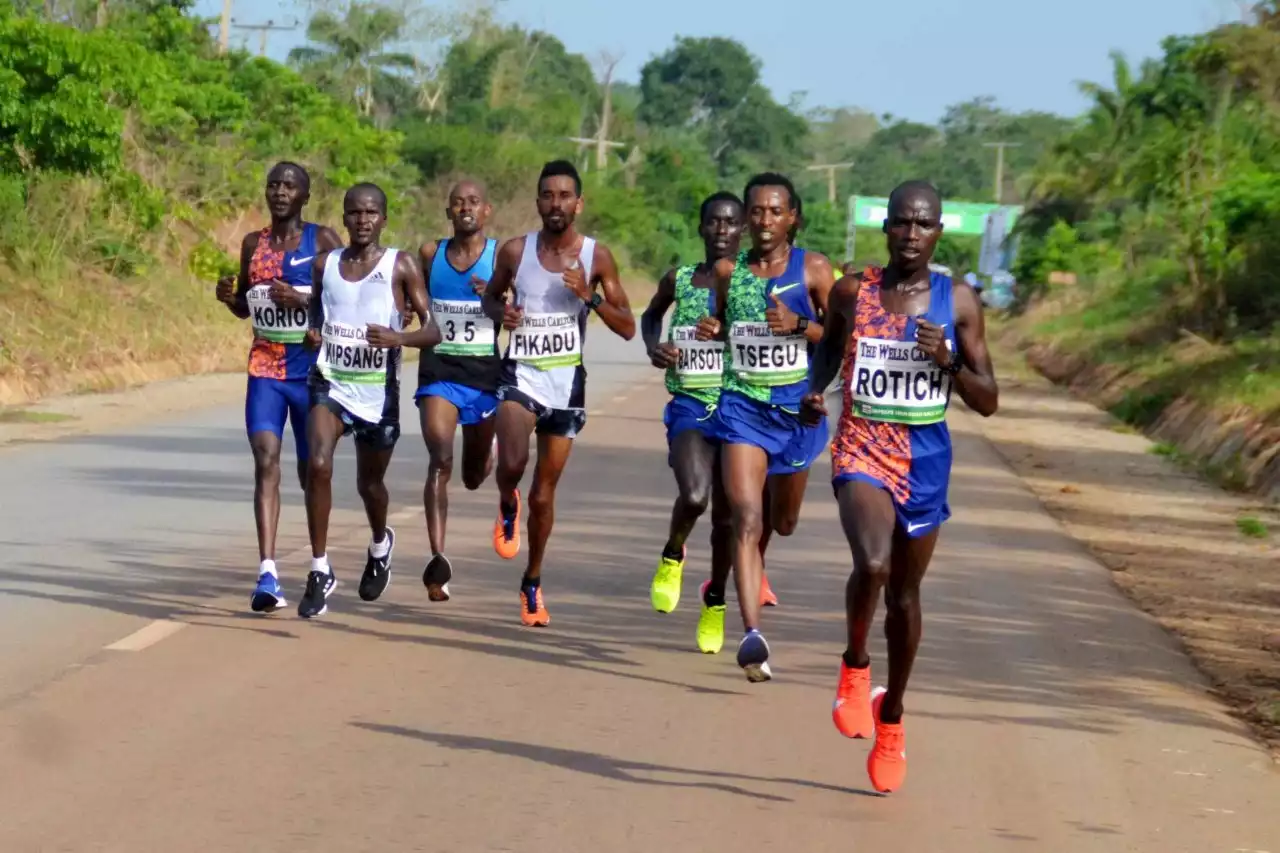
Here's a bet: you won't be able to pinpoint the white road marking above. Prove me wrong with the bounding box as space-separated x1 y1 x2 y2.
104 620 186 652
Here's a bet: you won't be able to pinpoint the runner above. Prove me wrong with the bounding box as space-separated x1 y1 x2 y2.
297 182 441 619
482 159 636 627
801 179 998 793
415 179 500 602
215 161 342 614
708 171 837 682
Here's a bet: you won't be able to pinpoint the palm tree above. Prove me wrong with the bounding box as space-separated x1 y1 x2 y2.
288 2 415 118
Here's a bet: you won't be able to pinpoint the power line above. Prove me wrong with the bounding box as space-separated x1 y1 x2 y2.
806 162 854 205
231 17 300 57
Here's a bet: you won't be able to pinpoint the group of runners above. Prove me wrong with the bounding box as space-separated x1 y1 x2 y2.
215 158 998 794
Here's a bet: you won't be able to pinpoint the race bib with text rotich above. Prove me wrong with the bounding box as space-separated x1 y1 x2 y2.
850 337 953 425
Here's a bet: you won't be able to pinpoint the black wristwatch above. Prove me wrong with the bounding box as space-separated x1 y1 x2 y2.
794 316 809 335
589 292 603 311
943 357 963 376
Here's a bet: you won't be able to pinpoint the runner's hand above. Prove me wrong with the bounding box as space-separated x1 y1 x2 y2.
562 258 590 302
215 274 236 305
649 342 678 370
694 316 722 341
268 279 305 309
470 274 487 296
501 303 524 331
799 391 827 426
766 292 799 334
304 329 321 350
365 324 403 348
713 257 735 283
915 319 952 367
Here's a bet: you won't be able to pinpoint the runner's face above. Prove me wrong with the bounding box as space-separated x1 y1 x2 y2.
536 175 582 234
265 167 307 220
884 192 942 273
699 201 744 260
447 183 489 236
746 186 795 254
343 192 386 248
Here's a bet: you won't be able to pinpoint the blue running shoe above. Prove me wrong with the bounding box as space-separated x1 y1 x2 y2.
737 629 773 683
250 572 287 614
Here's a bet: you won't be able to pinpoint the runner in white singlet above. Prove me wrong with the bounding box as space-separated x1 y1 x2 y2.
480 160 636 627
298 182 441 619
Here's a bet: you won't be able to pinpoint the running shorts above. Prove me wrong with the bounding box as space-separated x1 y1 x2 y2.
709 389 828 477
245 376 310 459
415 381 499 427
496 385 586 439
310 382 400 451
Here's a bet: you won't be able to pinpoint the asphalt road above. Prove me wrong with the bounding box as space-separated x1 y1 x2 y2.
0 331 1277 852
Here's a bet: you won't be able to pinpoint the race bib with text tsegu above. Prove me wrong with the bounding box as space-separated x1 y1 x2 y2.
247 284 311 344
509 312 582 370
432 299 495 357
729 321 808 386
317 321 388 385
851 337 953 425
671 325 724 390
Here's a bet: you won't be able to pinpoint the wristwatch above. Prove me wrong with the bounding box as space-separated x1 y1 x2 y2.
943 357 963 376
589 292 603 311
794 316 809 335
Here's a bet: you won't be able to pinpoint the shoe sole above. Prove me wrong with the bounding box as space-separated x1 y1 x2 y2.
250 592 286 613
744 661 773 682
359 529 396 602
299 577 337 619
423 556 453 602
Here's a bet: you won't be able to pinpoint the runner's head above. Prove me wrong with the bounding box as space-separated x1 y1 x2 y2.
343 182 388 249
883 180 943 274
536 159 583 235
698 191 744 262
743 172 802 254
265 161 310 221
446 179 490 238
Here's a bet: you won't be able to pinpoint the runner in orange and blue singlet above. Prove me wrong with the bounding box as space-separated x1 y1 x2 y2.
801 180 999 795
215 161 342 615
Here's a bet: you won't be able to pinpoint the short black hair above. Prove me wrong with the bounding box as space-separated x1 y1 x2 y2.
345 182 388 215
268 160 310 193
538 159 582 196
700 191 743 223
743 172 804 240
888 180 941 213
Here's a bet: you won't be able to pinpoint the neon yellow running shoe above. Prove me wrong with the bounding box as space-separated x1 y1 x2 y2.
650 546 685 613
695 580 726 654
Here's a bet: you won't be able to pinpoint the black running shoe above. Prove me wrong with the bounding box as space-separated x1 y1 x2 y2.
358 526 395 602
422 553 453 602
298 569 336 619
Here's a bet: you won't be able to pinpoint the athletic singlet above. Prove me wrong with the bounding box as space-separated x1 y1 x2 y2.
831 266 958 507
500 232 595 410
664 264 721 406
721 247 818 408
417 237 501 391
246 222 319 381
316 249 403 424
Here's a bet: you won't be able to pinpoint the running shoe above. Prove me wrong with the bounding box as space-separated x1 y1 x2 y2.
250 572 286 614
695 580 725 654
422 553 452 602
298 569 337 619
736 628 772 682
493 490 521 560
832 659 875 738
650 546 685 613
519 582 550 627
358 526 395 602
867 687 907 793
760 570 779 607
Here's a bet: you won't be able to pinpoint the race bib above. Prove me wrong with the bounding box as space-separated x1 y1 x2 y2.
508 312 582 370
432 299 495 357
317 321 388 385
247 284 311 344
850 337 953 425
671 325 723 389
729 321 808 386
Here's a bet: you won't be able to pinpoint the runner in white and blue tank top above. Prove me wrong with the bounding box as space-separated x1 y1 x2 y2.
298 183 442 621
706 172 839 683
415 180 502 602
481 160 637 628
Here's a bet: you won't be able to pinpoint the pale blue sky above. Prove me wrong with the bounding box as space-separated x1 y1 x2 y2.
196 0 1235 122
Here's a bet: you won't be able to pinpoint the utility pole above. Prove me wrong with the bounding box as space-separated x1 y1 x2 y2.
564 136 628 174
231 18 299 57
593 51 623 172
219 0 233 54
982 141 1022 203
806 162 854 205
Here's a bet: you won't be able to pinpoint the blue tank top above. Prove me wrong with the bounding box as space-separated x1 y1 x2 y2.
418 237 502 390
722 247 819 408
246 222 320 381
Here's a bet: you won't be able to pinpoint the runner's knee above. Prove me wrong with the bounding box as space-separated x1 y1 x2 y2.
528 483 555 519
731 503 765 542
771 511 799 537
429 447 455 478
680 480 712 517
252 444 282 478
307 451 333 484
852 546 891 584
461 465 486 491
356 474 386 502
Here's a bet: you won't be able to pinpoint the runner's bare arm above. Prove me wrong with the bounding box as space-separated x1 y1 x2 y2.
386 251 440 350
641 268 677 360
588 242 635 340
801 250 837 343
807 275 857 396
418 239 439 275
948 281 998 416
482 237 523 328
304 251 329 350
216 232 257 319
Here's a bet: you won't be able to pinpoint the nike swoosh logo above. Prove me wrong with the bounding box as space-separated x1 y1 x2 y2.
906 521 931 533
771 282 802 295
289 255 314 267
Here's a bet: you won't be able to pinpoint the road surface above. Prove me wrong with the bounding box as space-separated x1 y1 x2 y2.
0 332 1277 852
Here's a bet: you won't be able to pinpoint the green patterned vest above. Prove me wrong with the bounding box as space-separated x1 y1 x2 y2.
663 264 723 405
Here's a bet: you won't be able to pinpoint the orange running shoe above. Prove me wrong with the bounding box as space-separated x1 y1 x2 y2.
832 660 874 738
759 570 778 607
493 490 521 560
519 582 550 627
867 687 906 794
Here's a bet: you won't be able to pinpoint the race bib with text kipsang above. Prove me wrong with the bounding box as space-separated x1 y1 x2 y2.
318 320 388 385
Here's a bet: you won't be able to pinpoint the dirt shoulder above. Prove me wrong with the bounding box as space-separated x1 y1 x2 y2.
975 337 1280 754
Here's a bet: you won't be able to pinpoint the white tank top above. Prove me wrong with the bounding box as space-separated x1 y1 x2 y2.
504 231 595 409
316 248 403 423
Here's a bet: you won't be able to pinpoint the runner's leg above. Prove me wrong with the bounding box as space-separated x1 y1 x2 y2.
250 431 285 561
493 400 536 559
525 433 573 583
459 415 497 491
881 527 939 723
421 396 460 556
651 429 716 613
694 449 732 654
303 404 345 561
721 442 774 680
355 432 398 602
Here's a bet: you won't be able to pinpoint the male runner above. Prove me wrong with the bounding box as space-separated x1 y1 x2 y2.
482 160 636 627
707 172 837 682
215 161 341 614
415 179 501 602
801 180 998 793
298 182 440 619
